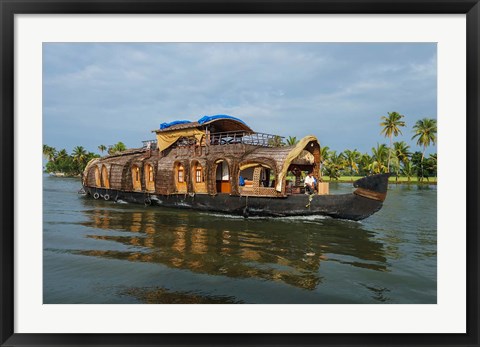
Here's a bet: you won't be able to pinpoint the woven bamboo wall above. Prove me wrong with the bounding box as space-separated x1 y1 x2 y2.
307 141 321 179
83 158 100 186
190 159 208 194
155 154 176 195
100 164 110 188
144 162 156 192
174 160 188 193
86 165 98 187
108 164 124 190
84 139 320 197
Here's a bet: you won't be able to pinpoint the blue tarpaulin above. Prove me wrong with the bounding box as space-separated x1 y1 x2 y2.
197 114 247 125
159 120 191 130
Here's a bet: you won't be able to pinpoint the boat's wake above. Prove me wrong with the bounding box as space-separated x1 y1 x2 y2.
200 212 329 223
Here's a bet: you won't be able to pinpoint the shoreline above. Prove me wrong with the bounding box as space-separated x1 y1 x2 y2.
321 177 437 185
48 171 437 185
46 172 82 178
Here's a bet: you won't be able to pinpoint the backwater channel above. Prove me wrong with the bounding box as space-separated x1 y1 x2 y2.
43 174 437 304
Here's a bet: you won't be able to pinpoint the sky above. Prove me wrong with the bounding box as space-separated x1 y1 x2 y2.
43 42 437 155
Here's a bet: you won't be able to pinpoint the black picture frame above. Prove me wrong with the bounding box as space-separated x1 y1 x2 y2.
1 1 479 346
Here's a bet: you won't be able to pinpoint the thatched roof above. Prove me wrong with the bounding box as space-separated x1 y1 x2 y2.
153 116 253 134
101 148 146 161
155 121 201 132
239 135 320 191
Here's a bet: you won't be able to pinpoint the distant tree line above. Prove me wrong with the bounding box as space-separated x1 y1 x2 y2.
275 113 437 182
45 113 437 182
43 141 127 176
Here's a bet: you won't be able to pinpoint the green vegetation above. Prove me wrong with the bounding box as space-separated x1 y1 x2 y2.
412 118 438 181
44 112 437 184
108 141 127 155
317 113 437 183
286 136 299 146
98 144 107 154
380 111 406 172
321 175 437 184
43 141 127 177
268 135 285 147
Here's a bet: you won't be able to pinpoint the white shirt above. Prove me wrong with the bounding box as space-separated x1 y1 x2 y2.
305 175 315 186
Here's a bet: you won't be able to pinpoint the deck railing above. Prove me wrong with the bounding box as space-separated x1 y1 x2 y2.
142 140 158 149
209 131 284 147
148 131 285 151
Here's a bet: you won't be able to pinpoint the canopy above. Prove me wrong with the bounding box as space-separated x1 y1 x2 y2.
198 114 247 126
239 162 273 171
159 120 191 130
156 128 205 152
276 135 319 192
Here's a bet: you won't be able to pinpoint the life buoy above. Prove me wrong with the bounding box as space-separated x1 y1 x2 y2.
104 194 110 201
93 192 100 199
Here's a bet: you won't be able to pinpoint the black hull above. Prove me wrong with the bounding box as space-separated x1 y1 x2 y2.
82 186 385 221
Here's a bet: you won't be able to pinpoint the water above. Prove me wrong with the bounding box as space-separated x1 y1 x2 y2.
43 175 437 304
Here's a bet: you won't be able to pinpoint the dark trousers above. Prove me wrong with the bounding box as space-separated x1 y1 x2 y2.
305 184 315 194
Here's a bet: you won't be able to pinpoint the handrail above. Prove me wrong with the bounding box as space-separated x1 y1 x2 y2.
209 131 284 147
142 139 158 149
167 131 285 149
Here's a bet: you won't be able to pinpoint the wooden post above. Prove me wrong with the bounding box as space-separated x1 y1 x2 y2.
317 182 329 195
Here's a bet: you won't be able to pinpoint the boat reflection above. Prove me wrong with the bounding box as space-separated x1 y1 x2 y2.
77 204 388 290
120 286 243 304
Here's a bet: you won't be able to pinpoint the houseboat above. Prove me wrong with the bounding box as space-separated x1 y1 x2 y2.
81 115 390 221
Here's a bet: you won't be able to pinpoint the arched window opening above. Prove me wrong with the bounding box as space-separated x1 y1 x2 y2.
195 167 203 183
149 167 154 182
238 163 276 196
94 166 101 187
215 160 230 194
175 163 187 193
178 166 184 183
144 164 155 192
191 161 207 194
131 165 141 191
101 165 110 189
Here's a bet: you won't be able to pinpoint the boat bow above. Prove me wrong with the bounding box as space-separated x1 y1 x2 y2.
353 173 391 202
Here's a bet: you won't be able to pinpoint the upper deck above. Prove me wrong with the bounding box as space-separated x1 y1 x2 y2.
151 115 284 152
143 131 284 150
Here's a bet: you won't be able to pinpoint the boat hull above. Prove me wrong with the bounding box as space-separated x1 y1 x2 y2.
81 186 384 221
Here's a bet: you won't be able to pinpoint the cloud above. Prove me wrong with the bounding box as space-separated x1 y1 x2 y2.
43 43 437 154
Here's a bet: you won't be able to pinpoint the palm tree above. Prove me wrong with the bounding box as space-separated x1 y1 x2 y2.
380 112 406 172
286 136 298 146
370 143 389 174
412 118 437 161
98 144 107 154
393 141 411 167
268 135 284 147
108 141 127 155
319 146 330 177
360 153 373 175
426 153 437 178
412 118 437 179
323 150 345 180
72 146 87 165
343 149 361 181
56 149 69 161
42 145 57 162
401 161 415 182
389 154 401 181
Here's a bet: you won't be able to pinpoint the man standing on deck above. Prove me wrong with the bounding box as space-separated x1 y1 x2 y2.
304 171 316 195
